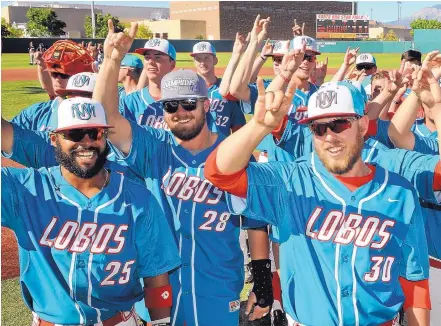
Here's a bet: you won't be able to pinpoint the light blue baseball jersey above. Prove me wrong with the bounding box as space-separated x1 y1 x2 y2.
119 121 266 326
227 153 429 326
1 166 180 324
208 78 246 135
412 132 439 155
11 98 63 131
411 119 433 138
120 87 170 130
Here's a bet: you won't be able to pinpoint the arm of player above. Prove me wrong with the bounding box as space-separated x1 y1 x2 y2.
215 77 296 175
136 67 149 91
218 32 248 98
405 307 430 326
265 42 305 94
246 228 271 321
143 274 172 323
331 46 359 82
366 67 403 121
93 20 138 155
2 117 14 154
230 15 270 102
249 39 271 84
35 52 56 99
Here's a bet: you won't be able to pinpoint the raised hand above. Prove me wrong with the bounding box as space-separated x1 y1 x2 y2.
292 19 305 36
260 38 273 57
33 50 43 65
250 14 271 44
253 77 296 130
232 32 248 55
411 65 436 107
343 46 360 66
315 57 329 82
103 19 138 61
279 40 306 75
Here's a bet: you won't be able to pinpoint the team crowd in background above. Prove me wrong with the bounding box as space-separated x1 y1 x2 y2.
2 14 441 326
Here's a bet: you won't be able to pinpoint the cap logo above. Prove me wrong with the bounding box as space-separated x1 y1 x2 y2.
197 43 207 51
360 54 370 60
304 37 313 46
163 78 196 89
147 39 161 47
71 75 90 88
273 42 282 51
316 90 337 109
52 50 61 59
71 103 96 120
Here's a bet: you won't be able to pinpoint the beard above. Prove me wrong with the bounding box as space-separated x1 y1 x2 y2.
54 139 109 179
168 111 206 141
315 129 364 175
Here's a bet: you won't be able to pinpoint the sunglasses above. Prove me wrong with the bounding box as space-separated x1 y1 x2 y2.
162 98 206 114
356 64 375 71
303 54 316 62
272 56 283 64
51 72 71 79
57 128 107 142
308 117 359 137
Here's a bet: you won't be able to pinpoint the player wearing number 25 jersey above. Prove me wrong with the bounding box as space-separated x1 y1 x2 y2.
206 82 431 326
1 97 180 325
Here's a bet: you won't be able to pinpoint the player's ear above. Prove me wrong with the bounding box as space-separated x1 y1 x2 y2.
49 132 58 147
358 115 370 137
203 99 210 113
213 56 218 66
170 59 176 70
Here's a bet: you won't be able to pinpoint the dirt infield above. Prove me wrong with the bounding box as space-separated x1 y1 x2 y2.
2 66 339 82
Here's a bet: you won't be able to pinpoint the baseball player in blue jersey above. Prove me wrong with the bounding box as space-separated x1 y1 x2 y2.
119 39 176 129
191 41 246 135
206 80 432 326
94 21 273 325
118 54 144 98
12 72 97 131
1 96 181 325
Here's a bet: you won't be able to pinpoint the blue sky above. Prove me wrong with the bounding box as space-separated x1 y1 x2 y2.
2 1 441 22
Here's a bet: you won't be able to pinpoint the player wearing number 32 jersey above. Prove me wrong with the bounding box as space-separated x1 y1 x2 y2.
206 82 432 326
1 97 180 326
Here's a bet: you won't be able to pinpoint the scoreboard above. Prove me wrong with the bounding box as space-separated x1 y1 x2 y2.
316 14 370 39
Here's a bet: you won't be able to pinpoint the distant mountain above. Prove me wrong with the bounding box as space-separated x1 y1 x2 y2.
383 4 441 27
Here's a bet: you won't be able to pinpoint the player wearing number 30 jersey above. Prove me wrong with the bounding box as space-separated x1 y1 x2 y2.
1 97 180 326
206 82 431 326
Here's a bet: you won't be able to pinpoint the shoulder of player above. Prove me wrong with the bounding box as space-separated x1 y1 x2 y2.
2 166 48 186
372 163 417 193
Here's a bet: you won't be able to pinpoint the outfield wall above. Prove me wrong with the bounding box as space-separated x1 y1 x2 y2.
1 29 439 54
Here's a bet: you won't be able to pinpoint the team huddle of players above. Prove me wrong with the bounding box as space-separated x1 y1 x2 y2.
2 15 441 326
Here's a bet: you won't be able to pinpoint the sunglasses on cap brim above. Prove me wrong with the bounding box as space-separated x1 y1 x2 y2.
55 128 108 142
356 64 375 71
308 116 360 137
162 98 207 114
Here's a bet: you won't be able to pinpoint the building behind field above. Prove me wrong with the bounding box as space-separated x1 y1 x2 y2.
1 1 169 37
169 1 355 40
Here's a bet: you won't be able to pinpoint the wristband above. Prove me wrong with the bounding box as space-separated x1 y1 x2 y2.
392 100 402 105
260 54 267 61
145 285 172 309
251 259 274 308
151 317 171 326
278 72 290 84
412 91 421 101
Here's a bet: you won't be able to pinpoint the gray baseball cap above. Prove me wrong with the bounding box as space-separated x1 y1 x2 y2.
160 69 208 102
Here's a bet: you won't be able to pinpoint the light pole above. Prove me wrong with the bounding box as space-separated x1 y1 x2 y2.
397 1 402 26
370 8 373 21
91 1 96 39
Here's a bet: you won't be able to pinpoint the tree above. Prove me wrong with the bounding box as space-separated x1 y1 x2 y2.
26 8 66 37
85 13 125 38
1 18 10 37
195 34 204 40
410 18 441 36
384 29 398 41
136 24 153 39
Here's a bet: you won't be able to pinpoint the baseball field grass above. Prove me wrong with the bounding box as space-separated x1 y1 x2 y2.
0 51 400 325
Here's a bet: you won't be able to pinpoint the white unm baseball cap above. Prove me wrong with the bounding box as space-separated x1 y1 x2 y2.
134 38 177 61
290 36 321 55
269 40 289 57
299 82 365 124
356 53 377 66
61 72 97 96
52 97 113 132
191 41 217 57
